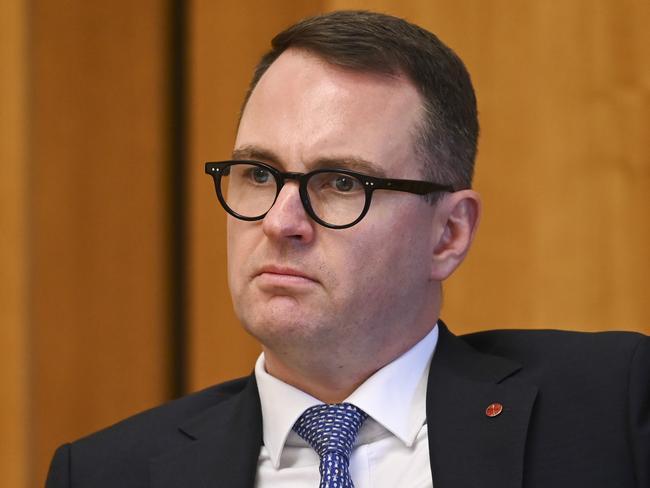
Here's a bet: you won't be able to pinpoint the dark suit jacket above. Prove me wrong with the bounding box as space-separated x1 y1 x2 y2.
46 324 650 487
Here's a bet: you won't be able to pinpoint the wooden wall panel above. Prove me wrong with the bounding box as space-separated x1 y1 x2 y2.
188 0 324 390
30 2 170 486
0 1 29 486
188 0 649 393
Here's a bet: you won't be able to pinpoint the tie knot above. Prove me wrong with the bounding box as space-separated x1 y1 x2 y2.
293 403 368 459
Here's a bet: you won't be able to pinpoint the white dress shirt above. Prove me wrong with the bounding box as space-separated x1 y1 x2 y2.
254 324 438 488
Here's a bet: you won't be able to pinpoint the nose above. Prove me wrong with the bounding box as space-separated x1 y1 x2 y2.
262 181 315 243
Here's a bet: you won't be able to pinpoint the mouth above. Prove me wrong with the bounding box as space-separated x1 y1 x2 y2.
255 265 319 287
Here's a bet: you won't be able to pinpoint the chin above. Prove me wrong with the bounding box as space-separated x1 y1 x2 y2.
239 305 323 347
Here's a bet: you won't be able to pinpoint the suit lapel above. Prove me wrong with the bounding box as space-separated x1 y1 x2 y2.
150 375 262 488
427 324 538 488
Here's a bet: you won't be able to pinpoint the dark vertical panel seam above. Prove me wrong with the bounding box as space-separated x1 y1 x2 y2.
168 0 187 398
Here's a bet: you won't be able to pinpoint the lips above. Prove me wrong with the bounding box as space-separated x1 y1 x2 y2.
255 265 319 287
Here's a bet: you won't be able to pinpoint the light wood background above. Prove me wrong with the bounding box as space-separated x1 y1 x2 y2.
1 1 648 486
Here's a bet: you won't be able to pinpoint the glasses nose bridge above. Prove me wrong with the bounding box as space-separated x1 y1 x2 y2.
276 170 309 195
272 170 311 213
279 171 305 184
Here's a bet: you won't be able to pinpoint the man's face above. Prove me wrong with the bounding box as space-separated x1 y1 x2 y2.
228 49 441 372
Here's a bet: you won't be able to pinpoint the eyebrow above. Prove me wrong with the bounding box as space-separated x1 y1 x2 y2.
232 146 280 165
231 145 387 177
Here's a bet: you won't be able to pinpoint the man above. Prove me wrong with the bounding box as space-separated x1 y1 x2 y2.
47 10 648 488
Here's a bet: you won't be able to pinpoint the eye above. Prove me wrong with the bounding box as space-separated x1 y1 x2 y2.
333 175 359 192
251 167 272 184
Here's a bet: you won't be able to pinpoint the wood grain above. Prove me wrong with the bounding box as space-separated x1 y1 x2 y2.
0 1 29 486
29 1 170 485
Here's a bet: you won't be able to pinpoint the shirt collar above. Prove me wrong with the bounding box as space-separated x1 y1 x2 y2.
255 323 439 468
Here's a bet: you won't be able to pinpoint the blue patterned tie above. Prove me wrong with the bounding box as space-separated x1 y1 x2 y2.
293 403 368 488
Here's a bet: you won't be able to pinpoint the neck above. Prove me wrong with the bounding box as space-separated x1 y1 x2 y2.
263 353 375 403
262 322 436 403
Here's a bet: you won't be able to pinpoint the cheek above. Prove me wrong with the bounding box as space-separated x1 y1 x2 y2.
343 212 431 290
226 220 251 293
326 236 380 293
226 222 236 281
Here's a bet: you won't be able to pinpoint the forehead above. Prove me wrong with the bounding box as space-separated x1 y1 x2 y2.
236 49 424 177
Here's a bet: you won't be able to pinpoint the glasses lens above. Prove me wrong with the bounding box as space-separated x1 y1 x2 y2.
306 172 366 226
220 163 278 218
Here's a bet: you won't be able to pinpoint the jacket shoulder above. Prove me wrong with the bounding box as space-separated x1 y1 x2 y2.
458 328 648 409
460 328 647 367
47 376 251 487
457 329 650 486
78 376 250 444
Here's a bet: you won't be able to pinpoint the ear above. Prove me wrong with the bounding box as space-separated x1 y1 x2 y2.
430 190 481 281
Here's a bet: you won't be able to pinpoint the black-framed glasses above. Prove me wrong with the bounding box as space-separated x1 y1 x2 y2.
204 160 456 229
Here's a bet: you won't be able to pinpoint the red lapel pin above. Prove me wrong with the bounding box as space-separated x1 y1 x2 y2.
485 402 503 417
